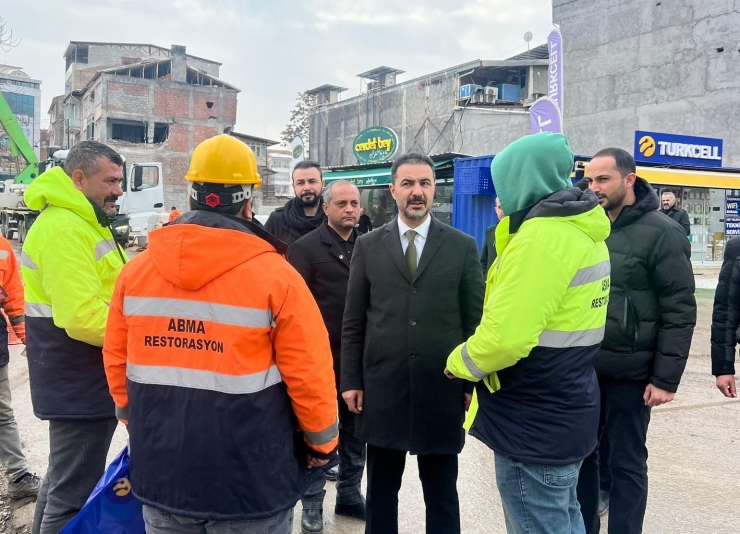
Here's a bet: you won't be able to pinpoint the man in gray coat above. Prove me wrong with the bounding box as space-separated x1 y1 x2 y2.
341 153 484 534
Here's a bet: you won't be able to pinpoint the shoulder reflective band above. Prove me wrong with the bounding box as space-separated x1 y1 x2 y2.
20 251 37 270
0 250 8 260
569 260 610 288
95 239 119 261
123 297 273 329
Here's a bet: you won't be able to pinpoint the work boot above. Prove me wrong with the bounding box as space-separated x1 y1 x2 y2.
335 495 366 521
301 508 323 534
598 490 610 516
324 465 338 481
8 472 41 500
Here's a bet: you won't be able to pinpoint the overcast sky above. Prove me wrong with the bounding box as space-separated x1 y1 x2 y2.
1 0 553 141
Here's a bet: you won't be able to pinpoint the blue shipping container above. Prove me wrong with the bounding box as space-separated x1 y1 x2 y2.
452 156 499 252
496 83 520 103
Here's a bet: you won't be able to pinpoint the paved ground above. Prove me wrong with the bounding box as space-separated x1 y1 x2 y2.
0 248 735 532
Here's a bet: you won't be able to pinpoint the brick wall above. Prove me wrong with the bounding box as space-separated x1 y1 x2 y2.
193 125 218 148
223 92 237 125
193 93 218 121
153 87 191 118
106 81 151 113
167 124 190 153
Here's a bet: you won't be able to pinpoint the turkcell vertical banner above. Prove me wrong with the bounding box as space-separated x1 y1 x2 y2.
291 136 305 170
530 96 562 134
547 28 563 122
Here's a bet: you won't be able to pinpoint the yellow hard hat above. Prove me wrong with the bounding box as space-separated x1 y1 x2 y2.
185 134 261 187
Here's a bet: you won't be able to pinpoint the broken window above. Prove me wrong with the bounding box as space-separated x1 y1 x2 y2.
153 123 170 144
111 121 146 143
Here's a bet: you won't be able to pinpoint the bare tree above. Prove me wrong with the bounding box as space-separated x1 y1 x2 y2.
280 91 315 146
0 16 20 52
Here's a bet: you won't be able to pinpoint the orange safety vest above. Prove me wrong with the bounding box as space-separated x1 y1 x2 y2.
168 209 181 222
103 212 338 520
0 237 25 353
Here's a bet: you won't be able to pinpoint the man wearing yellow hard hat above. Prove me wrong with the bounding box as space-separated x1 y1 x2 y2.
103 134 339 533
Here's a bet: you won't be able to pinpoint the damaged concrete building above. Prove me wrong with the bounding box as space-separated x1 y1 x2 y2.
50 42 239 209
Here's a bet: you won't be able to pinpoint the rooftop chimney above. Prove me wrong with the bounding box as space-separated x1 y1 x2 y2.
171 45 187 83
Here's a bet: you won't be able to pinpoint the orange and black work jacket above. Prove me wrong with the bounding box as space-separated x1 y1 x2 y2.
103 210 339 521
0 236 25 365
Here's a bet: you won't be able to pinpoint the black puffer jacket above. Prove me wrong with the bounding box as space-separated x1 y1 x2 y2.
711 237 740 376
597 178 696 392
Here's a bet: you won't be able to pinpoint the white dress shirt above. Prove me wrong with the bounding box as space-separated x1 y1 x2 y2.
398 215 432 266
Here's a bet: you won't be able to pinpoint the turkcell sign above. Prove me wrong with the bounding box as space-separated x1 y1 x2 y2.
634 131 723 167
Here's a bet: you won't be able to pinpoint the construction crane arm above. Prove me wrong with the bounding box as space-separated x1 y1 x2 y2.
0 91 39 183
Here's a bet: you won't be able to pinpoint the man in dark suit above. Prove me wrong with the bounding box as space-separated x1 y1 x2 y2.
341 153 485 534
660 191 691 236
288 180 366 534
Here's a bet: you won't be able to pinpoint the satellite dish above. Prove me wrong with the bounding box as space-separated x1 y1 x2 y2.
524 31 533 43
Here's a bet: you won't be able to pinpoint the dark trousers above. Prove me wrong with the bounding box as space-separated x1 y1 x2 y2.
32 418 118 534
365 445 460 534
577 379 651 534
302 401 366 509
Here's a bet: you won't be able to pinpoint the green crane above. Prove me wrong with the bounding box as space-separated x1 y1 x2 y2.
0 91 39 184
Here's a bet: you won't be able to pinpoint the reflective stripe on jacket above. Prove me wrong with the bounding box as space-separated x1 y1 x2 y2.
447 188 610 465
103 210 338 520
21 167 124 419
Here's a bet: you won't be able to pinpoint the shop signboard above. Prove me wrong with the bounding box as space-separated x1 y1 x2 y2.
353 127 399 164
727 197 740 218
634 131 723 168
726 219 740 236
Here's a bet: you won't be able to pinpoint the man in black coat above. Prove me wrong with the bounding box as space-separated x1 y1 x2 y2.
710 236 740 398
578 148 696 534
265 160 326 244
287 180 366 533
341 153 485 534
660 191 691 236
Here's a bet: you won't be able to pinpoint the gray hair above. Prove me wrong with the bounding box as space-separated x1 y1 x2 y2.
63 141 124 177
661 191 676 200
323 180 359 205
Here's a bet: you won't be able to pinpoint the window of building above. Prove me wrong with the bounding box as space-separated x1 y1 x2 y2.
1 92 34 117
111 121 146 143
153 123 170 144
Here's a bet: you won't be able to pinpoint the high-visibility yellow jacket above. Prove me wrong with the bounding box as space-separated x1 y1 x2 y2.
447 188 611 465
21 167 125 419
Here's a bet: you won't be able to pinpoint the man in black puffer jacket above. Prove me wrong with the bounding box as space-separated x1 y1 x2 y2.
577 148 696 534
711 236 740 398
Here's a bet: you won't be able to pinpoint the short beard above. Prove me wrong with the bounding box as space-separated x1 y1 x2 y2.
402 205 429 220
602 182 627 213
298 193 320 208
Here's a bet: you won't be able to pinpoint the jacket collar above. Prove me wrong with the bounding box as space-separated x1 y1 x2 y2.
611 177 659 230
382 216 445 282
319 222 354 268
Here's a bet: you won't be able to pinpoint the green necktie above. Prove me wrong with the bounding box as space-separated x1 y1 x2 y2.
405 230 418 276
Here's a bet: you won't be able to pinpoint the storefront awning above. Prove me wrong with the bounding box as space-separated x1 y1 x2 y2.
325 159 453 187
637 166 740 189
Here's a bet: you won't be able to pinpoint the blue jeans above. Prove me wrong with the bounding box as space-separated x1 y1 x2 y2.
495 453 585 534
143 506 293 534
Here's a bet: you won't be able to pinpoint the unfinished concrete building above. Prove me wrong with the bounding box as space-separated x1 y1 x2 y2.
308 46 550 166
50 42 239 209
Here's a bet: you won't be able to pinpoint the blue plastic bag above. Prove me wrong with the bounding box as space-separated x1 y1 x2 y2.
60 446 145 534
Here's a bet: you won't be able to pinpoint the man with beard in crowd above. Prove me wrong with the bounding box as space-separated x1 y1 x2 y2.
266 161 326 245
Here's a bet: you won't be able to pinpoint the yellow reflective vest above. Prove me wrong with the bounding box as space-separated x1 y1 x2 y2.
21 167 125 419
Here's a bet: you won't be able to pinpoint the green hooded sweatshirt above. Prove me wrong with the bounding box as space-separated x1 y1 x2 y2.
491 132 574 216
